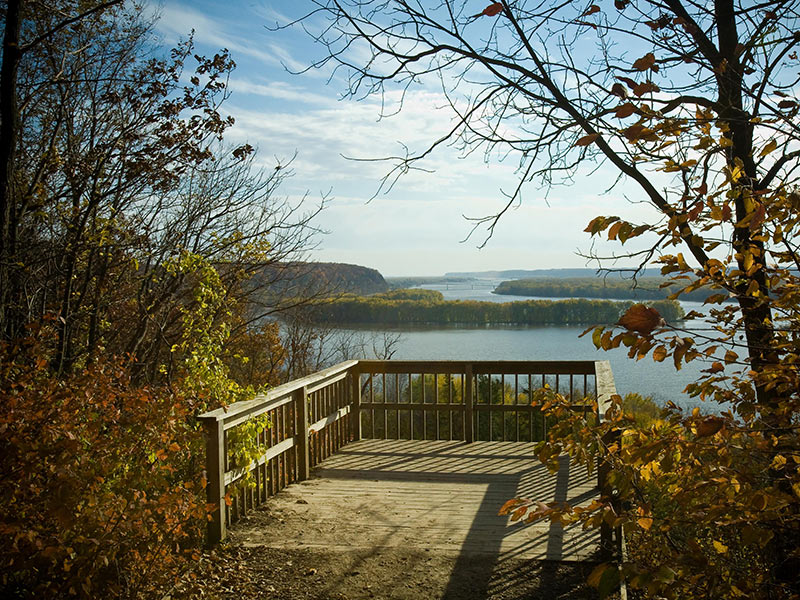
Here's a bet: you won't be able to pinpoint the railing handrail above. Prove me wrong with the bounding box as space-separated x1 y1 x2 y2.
197 359 358 429
356 359 598 375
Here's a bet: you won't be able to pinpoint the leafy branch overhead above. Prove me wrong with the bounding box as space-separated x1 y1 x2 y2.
300 0 800 597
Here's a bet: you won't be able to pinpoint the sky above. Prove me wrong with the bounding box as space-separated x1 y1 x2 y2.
153 0 665 277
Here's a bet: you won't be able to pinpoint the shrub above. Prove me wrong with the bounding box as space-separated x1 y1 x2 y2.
0 330 207 599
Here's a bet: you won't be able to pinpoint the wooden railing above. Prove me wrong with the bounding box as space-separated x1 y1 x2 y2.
197 360 358 543
198 360 617 544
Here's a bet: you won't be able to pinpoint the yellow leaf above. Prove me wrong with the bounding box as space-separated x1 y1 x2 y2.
637 516 653 530
751 493 768 511
771 455 787 469
759 139 778 157
652 345 667 362
792 482 800 499
713 540 728 554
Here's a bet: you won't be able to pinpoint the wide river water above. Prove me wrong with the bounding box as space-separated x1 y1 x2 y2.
334 279 718 410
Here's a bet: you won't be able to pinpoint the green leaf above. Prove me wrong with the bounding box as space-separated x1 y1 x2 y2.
599 564 620 598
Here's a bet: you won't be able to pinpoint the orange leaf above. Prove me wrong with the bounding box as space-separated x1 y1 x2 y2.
498 498 523 515
618 304 663 336
652 345 667 362
724 349 738 364
633 81 660 96
638 516 654 530
482 2 503 16
511 506 528 521
610 83 627 98
632 52 656 71
694 182 708 196
615 103 636 118
696 416 724 437
576 133 600 147
607 221 623 240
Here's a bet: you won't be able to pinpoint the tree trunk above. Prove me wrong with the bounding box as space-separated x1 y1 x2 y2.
0 0 23 339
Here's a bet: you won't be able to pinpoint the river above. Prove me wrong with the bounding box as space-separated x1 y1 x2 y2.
334 279 718 410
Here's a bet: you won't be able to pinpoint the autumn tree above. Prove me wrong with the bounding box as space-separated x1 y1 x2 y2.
0 1 325 381
294 0 800 597
0 3 323 596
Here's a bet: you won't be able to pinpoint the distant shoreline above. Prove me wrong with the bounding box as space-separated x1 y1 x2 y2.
311 289 685 326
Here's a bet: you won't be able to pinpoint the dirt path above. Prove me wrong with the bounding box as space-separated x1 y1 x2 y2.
169 534 597 600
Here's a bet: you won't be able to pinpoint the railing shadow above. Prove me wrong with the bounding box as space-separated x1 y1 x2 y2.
315 440 600 599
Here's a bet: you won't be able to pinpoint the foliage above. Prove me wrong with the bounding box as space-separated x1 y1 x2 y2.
0 328 207 599
374 288 445 302
502 387 797 600
249 262 388 301
1 2 321 378
0 3 324 597
358 372 550 441
620 393 661 428
312 293 684 326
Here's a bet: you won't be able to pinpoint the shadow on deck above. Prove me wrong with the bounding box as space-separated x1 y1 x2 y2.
231 439 599 598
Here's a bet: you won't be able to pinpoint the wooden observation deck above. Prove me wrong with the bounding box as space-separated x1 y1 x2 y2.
198 360 618 563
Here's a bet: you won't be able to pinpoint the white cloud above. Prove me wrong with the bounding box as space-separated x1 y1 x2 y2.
155 3 283 66
227 78 331 104
150 0 673 277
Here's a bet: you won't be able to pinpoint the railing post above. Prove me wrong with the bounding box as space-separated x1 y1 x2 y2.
464 363 474 443
595 360 620 560
350 368 361 441
201 416 226 544
598 428 619 559
295 386 310 481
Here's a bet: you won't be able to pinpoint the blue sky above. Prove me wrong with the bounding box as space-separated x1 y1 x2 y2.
153 1 664 277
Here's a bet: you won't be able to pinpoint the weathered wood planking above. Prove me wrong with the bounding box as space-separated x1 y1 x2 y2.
232 439 600 561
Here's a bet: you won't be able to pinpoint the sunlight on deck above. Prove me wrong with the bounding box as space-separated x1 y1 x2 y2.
232 439 599 562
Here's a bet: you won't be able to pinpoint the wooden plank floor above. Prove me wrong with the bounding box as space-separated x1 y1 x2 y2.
232 439 600 562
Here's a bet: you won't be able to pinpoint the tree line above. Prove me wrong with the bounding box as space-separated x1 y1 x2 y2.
311 290 684 325
493 277 718 303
